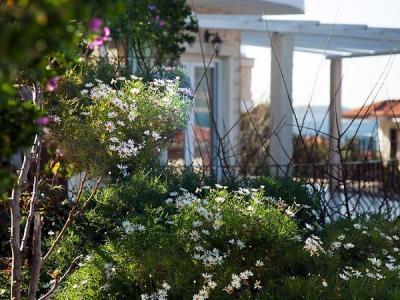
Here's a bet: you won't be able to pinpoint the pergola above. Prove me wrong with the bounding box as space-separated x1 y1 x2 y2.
198 14 400 176
191 0 304 15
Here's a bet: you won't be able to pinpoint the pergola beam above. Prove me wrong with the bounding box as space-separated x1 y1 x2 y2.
199 15 400 46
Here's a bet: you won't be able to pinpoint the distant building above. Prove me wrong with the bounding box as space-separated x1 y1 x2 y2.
343 100 400 161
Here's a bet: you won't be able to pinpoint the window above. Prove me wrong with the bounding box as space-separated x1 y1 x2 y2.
168 61 219 174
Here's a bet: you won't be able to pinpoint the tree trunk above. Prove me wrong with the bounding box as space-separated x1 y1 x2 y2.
27 213 42 300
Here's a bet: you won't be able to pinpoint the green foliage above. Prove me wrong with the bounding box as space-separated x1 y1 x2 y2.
0 0 122 82
307 216 400 299
112 0 198 73
57 187 305 299
48 62 193 177
0 99 41 197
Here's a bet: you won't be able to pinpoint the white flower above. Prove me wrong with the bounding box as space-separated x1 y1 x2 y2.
190 230 200 241
254 280 262 290
110 137 119 143
162 282 171 291
50 115 61 124
343 243 355 249
192 220 202 227
368 257 382 267
305 223 314 231
337 234 345 241
215 197 225 204
321 279 328 287
105 121 115 132
353 223 362 230
84 82 94 88
255 260 264 267
165 198 174 204
108 111 117 118
339 273 349 281
131 87 141 94
331 241 342 250
116 120 125 127
81 89 89 95
170 191 179 197
236 240 246 249
223 285 234 294
231 274 241 289
240 270 253 280
285 207 295 217
152 131 161 140
208 280 217 289
304 235 325 256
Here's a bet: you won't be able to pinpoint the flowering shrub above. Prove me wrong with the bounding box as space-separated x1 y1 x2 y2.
52 183 400 299
304 216 400 299
57 186 307 299
49 72 193 177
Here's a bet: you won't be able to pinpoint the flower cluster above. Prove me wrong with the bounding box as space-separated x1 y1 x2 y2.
51 74 193 177
141 282 171 300
122 220 146 234
87 18 111 50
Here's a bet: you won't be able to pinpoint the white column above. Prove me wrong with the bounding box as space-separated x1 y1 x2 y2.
329 58 342 191
269 33 294 177
184 110 195 166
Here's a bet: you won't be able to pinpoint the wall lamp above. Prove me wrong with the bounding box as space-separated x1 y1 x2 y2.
204 30 223 56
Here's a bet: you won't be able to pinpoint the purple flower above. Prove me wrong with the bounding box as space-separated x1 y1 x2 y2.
36 117 49 126
159 20 165 27
46 76 60 92
101 26 111 40
148 4 156 10
88 37 104 50
155 15 160 21
87 27 111 49
89 18 103 32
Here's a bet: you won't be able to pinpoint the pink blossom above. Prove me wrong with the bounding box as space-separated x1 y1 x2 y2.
46 76 60 92
88 26 111 49
36 117 49 126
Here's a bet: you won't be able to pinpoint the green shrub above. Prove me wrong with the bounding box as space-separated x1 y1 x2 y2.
57 187 306 299
48 63 193 177
308 215 400 299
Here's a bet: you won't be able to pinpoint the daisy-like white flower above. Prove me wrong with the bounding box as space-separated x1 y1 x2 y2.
305 223 314 231
322 279 328 287
105 121 115 132
236 240 245 249
254 280 262 290
161 282 171 291
108 111 117 118
255 260 264 267
343 243 355 249
339 273 349 281
131 87 141 94
152 131 161 140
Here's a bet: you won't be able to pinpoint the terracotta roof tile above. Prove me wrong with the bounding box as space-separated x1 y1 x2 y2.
342 100 400 119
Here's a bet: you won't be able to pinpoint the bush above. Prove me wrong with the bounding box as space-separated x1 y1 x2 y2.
48 62 193 177
56 187 306 299
308 215 400 299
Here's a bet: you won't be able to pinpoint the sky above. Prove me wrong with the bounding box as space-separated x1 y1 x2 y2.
243 0 400 108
